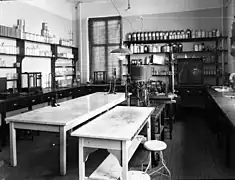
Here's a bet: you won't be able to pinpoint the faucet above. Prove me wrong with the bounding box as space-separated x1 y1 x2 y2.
229 73 235 91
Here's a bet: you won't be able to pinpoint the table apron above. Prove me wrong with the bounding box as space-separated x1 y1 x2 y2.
13 122 60 132
83 138 122 150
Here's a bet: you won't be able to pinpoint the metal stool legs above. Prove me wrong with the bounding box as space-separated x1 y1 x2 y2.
148 151 171 178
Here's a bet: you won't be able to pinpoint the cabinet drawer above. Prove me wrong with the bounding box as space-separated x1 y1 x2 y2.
29 95 42 106
43 94 54 102
57 91 70 99
6 100 21 111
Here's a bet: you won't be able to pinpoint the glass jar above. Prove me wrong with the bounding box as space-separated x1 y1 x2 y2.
208 31 213 38
148 32 152 41
179 43 183 52
212 29 217 37
216 29 220 37
140 32 144 41
137 32 141 41
198 30 202 38
194 44 199 51
201 30 205 38
127 33 132 41
151 32 155 41
132 32 137 41
169 31 172 39
186 29 191 39
191 30 195 38
144 32 148 41
156 31 160 40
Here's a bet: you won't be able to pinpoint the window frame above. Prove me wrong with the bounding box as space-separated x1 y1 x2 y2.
88 16 122 81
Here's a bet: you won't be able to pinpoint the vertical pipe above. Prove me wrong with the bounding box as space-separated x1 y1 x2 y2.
221 0 225 85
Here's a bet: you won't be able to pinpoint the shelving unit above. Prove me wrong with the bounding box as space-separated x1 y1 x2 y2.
124 36 228 87
0 35 78 92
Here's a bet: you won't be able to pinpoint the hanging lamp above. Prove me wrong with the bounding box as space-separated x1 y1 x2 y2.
110 0 132 56
110 44 132 55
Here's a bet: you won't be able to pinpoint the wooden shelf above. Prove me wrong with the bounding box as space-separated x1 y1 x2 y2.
0 53 19 56
0 66 17 69
131 63 168 66
124 36 228 45
131 52 170 55
55 74 74 77
24 39 53 46
152 74 170 77
88 135 144 180
6 79 18 81
55 65 75 68
56 56 74 60
24 55 52 58
57 44 76 49
174 49 228 54
0 35 20 40
127 135 145 161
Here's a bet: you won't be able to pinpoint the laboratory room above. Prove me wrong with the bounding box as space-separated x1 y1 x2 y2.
0 0 235 179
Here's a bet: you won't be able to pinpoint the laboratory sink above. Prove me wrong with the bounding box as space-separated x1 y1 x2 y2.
223 92 235 98
212 86 231 92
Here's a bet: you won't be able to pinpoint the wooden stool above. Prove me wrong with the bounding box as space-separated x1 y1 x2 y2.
144 140 171 178
128 170 150 180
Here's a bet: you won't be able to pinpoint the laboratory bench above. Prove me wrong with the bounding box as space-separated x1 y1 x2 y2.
0 84 128 150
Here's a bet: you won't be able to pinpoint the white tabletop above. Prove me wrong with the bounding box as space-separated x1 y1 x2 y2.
5 92 126 126
71 106 155 141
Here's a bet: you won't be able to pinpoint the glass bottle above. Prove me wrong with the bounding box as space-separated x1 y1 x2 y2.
137 32 141 41
156 31 160 40
148 32 152 41
152 32 155 41
140 32 144 41
144 32 148 41
132 32 136 41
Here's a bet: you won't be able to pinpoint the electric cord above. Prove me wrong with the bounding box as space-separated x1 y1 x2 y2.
110 0 144 32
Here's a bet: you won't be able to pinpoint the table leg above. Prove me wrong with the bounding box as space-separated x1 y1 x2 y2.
10 122 17 166
78 138 85 180
60 126 66 175
121 141 128 180
147 117 152 169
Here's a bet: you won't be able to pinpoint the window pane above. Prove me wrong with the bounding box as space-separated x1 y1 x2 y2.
107 46 121 81
92 21 106 44
108 20 121 44
91 46 106 74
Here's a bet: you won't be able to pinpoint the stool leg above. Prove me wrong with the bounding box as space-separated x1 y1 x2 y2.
160 151 171 178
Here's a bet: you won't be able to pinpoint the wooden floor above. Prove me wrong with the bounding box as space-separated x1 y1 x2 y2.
1 107 235 180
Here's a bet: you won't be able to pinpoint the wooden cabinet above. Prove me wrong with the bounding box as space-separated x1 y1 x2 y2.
177 86 205 108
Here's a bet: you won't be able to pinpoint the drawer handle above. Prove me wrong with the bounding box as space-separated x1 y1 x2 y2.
32 100 36 103
186 90 190 93
13 103 17 106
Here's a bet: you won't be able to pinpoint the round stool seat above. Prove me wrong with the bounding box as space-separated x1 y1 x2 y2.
128 171 150 180
144 140 167 151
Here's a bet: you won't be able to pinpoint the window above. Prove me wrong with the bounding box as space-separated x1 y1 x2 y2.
88 16 122 83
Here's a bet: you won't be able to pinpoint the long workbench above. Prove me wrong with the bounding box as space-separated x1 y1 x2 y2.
5 92 127 175
0 85 126 152
206 88 235 168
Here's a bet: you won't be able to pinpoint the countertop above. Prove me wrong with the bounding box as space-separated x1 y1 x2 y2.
71 106 155 141
207 88 235 127
5 92 126 126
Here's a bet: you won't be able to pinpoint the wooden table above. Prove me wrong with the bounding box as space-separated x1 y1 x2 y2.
71 106 155 180
5 92 127 175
